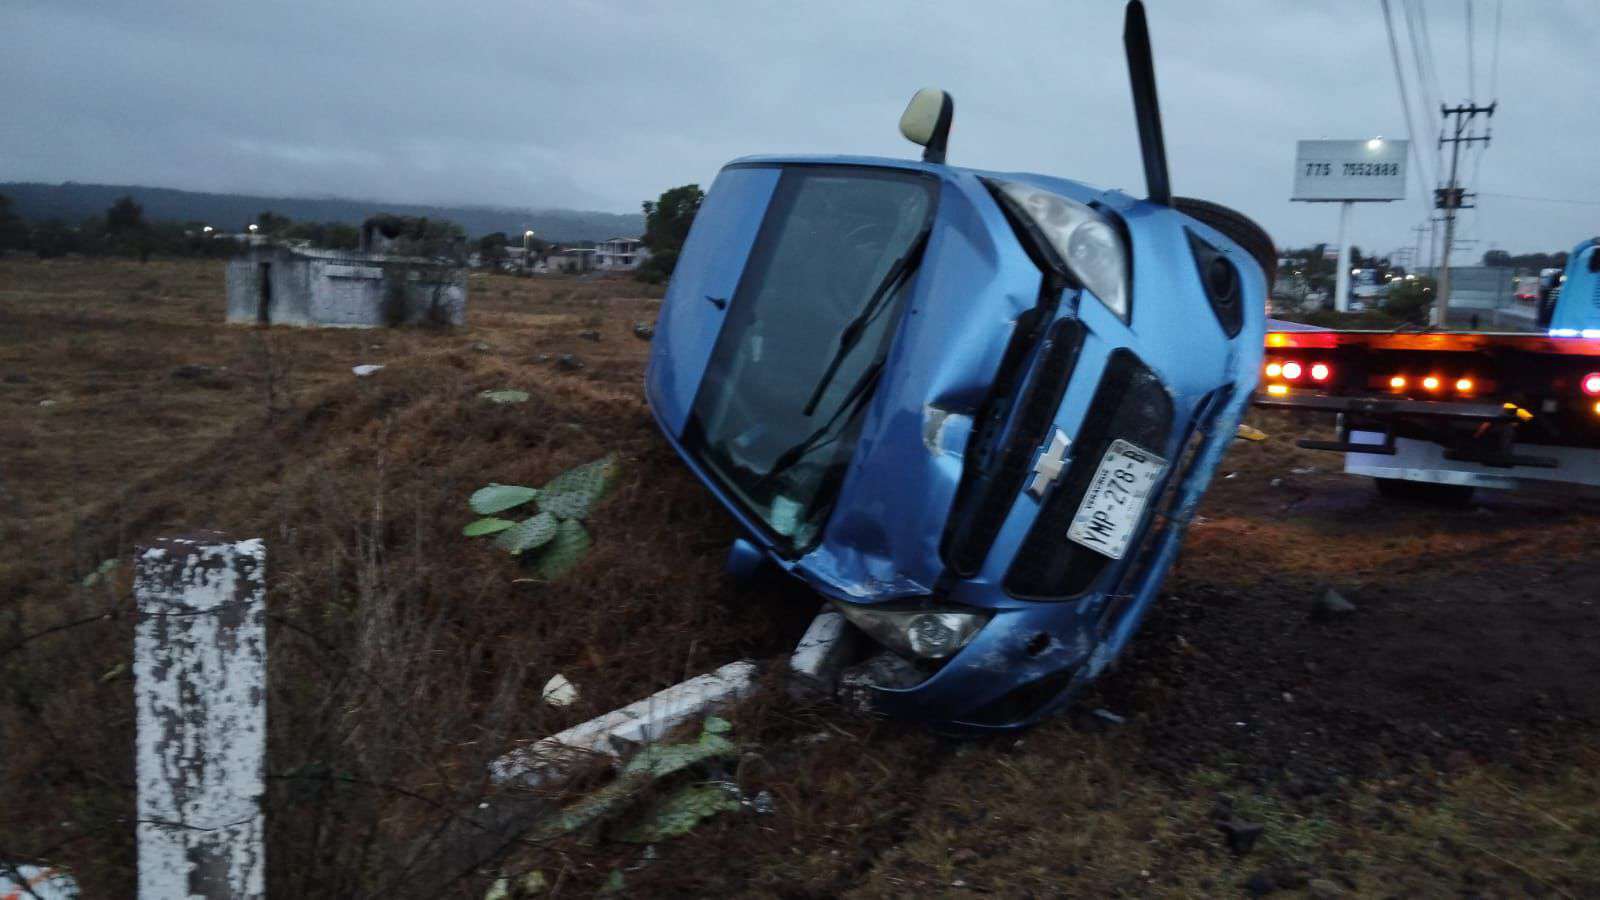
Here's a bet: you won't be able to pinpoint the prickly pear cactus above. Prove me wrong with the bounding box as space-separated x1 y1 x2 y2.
463 453 620 579
528 519 593 579
469 484 538 515
535 454 620 521
492 511 559 554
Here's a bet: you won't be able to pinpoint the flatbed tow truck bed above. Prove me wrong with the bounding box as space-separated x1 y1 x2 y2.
1253 320 1600 495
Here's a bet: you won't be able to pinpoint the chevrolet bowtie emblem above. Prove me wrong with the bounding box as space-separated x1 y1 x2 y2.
1028 429 1072 498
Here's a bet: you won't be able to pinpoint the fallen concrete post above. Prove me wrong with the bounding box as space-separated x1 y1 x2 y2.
0 864 79 899
489 660 757 788
786 609 858 700
134 536 267 899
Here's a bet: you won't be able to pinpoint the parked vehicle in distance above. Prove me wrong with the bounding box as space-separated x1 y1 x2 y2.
1350 268 1385 303
1257 237 1600 502
1513 274 1541 304
645 2 1272 731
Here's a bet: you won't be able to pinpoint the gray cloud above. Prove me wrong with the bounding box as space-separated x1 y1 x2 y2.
3 0 1596 256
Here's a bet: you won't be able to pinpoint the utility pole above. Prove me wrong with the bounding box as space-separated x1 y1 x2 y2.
1434 101 1496 327
1410 224 1428 274
1391 247 1414 276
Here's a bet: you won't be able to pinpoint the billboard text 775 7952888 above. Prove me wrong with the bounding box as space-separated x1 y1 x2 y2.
1292 139 1408 202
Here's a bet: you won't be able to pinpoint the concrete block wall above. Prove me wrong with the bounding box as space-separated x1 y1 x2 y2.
224 247 466 328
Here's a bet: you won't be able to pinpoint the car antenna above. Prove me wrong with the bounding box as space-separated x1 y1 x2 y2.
1123 0 1171 206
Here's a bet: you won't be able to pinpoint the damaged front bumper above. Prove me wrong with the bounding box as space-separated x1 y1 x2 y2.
832 374 1253 731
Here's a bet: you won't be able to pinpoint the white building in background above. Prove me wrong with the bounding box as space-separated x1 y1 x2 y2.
225 244 466 327
595 237 650 271
540 247 598 274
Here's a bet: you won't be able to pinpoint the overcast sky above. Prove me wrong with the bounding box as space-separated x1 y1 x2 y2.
4 0 1596 259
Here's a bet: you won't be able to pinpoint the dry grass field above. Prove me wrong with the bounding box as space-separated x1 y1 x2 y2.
2 258 1598 897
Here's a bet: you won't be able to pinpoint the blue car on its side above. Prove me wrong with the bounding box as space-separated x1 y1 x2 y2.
645 1 1274 730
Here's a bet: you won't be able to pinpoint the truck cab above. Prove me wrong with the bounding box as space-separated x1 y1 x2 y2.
1545 238 1599 335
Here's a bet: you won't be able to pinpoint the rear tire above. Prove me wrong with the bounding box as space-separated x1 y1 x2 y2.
1373 477 1476 506
1536 289 1559 329
1173 197 1276 293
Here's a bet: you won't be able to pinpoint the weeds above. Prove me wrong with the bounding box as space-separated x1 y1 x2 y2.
0 260 750 896
1229 792 1334 863
2 259 1598 897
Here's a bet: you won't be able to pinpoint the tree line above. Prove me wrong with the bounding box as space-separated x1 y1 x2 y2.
0 182 707 280
0 191 370 261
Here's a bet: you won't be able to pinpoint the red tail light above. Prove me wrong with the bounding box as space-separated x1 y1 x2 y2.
1583 373 1600 396
1281 361 1303 380
1310 363 1331 382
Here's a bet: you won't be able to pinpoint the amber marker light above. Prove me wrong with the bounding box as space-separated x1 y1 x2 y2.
1265 362 1282 378
1389 375 1407 390
1422 375 1441 391
1455 377 1474 393
1266 384 1289 396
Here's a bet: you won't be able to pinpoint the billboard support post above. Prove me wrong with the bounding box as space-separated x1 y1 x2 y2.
1334 200 1353 314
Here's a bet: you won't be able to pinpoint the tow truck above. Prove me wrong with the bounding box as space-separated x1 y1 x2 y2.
644 2 1273 730
1256 237 1600 501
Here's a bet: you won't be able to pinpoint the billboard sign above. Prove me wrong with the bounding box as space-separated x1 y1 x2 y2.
1292 139 1408 201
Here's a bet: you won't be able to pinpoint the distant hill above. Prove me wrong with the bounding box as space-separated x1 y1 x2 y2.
1 182 644 243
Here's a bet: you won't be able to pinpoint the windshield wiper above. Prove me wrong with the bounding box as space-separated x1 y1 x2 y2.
759 358 887 492
801 227 932 416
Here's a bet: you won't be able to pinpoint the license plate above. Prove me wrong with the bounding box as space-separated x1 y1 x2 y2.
1065 439 1168 560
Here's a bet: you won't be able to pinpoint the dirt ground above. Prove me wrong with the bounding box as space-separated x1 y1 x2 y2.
2 258 1597 898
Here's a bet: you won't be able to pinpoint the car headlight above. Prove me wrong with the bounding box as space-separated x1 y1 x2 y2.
833 601 990 661
992 180 1130 321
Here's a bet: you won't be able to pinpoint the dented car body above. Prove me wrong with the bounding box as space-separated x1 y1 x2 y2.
646 2 1270 730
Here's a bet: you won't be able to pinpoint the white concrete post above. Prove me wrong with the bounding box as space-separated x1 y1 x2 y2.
1333 200 1353 313
134 536 267 899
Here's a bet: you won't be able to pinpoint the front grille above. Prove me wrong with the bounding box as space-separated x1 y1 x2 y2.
1097 388 1223 633
1004 349 1175 600
941 317 1085 576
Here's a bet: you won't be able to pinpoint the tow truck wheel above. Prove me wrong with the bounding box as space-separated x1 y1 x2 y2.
1373 477 1476 506
1172 197 1276 292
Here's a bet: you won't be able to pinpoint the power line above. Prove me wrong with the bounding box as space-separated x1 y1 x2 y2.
1465 0 1476 100
1403 1 1437 111
1380 0 1436 209
1416 0 1444 104
1488 0 1503 99
1403 0 1444 182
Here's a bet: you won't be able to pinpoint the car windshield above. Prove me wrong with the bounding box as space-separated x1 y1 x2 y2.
686 166 937 553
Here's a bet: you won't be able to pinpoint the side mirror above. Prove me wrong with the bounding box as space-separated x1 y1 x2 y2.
899 88 954 165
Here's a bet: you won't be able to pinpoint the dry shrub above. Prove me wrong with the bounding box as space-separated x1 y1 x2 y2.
0 260 786 897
